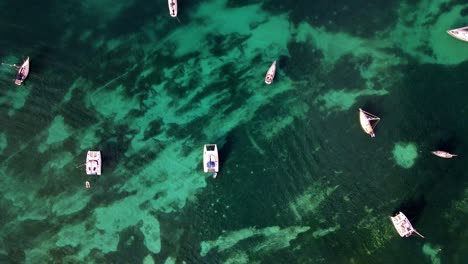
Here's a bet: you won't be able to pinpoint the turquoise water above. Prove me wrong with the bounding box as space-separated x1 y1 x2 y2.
1 0 468 263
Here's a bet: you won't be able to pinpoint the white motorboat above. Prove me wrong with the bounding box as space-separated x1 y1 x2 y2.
447 26 468 42
203 144 219 178
390 212 424 238
431 150 457 158
168 0 177 17
265 61 276 84
359 108 380 138
15 56 29 85
86 151 101 176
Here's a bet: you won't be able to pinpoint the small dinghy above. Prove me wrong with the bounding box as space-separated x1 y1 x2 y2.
431 150 457 158
15 56 30 85
390 212 424 238
86 151 101 175
203 144 219 178
168 0 177 17
447 26 468 42
265 61 276 84
359 108 380 138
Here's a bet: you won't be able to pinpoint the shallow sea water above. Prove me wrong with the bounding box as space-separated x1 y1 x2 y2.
0 0 467 263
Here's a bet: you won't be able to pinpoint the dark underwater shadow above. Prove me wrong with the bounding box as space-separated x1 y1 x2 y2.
393 195 426 225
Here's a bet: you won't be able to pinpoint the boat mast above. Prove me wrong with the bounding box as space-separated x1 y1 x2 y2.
413 229 425 238
366 114 380 129
370 118 380 129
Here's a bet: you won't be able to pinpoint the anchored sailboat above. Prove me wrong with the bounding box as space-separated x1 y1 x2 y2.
447 26 468 42
265 61 276 84
15 56 29 85
431 150 457 158
359 108 380 138
203 144 219 178
86 151 101 176
390 212 424 238
168 0 177 17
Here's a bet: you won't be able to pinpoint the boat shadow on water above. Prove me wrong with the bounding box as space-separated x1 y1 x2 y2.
435 135 459 154
360 101 383 118
217 133 234 170
393 195 427 225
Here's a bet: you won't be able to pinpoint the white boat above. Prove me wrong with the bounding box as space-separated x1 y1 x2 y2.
447 26 468 42
431 150 457 158
359 108 380 138
203 144 219 178
15 56 29 85
265 61 276 84
168 0 177 17
86 151 101 176
390 212 424 238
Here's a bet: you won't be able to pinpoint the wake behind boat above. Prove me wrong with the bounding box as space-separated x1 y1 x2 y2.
431 150 457 158
265 61 276 84
390 212 424 238
203 144 219 178
86 151 101 176
15 56 29 85
359 108 380 138
447 26 468 42
168 0 177 17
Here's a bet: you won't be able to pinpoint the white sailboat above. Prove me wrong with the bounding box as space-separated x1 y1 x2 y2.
359 108 380 138
431 150 457 158
15 56 30 85
203 144 219 178
447 26 468 42
265 61 276 84
390 212 424 238
168 0 177 17
86 151 101 176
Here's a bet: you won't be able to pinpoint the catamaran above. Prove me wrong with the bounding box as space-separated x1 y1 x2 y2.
265 61 276 84
168 0 177 17
447 26 468 42
86 151 101 176
390 212 424 238
203 144 219 178
431 150 457 158
15 56 30 85
359 108 380 137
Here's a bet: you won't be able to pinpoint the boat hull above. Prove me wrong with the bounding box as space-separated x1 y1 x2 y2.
359 108 375 137
203 144 219 173
390 212 414 237
86 150 102 175
447 27 468 42
431 151 456 158
265 61 276 84
15 57 29 86
168 0 177 17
